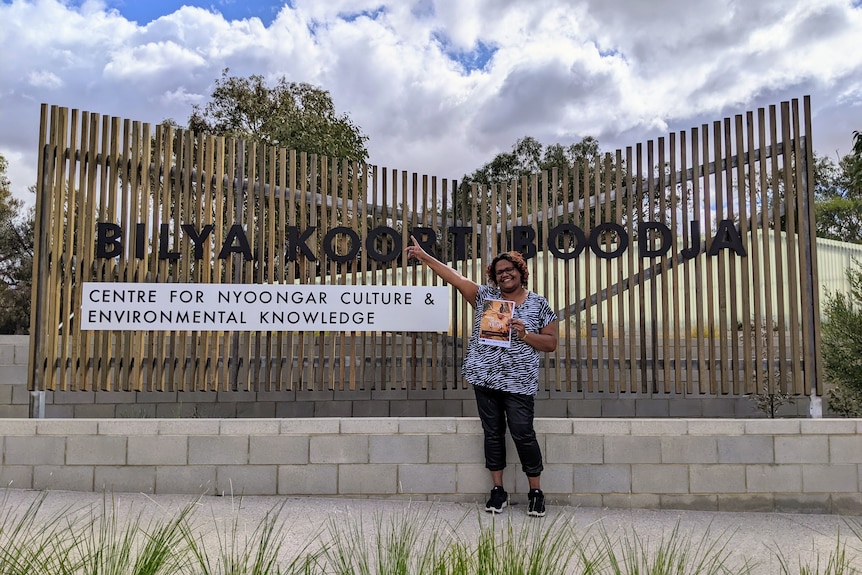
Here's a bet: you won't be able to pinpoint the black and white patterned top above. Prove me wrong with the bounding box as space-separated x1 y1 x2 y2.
462 285 557 396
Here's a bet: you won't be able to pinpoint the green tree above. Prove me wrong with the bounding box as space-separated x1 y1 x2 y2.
814 145 862 243
822 261 862 416
189 69 369 163
0 154 34 334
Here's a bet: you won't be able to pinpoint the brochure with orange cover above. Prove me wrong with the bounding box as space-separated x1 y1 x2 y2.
479 299 514 348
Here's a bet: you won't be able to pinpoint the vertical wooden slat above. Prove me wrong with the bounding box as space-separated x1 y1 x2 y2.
721 118 739 395
735 114 753 393
668 134 683 394
624 148 637 393
745 113 764 395
768 106 789 394
657 138 671 393
78 112 99 391
802 96 823 396
561 165 574 392
757 109 776 397
212 137 227 391
28 105 51 392
601 155 613 393
582 160 593 391
646 141 658 392
679 131 694 395
59 109 80 391
780 102 803 394
701 125 717 394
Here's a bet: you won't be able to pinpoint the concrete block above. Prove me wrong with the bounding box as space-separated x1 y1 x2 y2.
255 390 296 402
566 399 602 417
555 493 603 508
802 464 858 493
44 405 74 418
398 418 457 434
0 365 27 384
276 401 316 418
51 390 96 404
717 494 774 512
371 390 409 400
574 464 631 494
174 391 219 403
37 420 98 435
717 436 773 463
631 420 689 436
280 418 340 434
660 494 718 511
455 419 483 434
632 464 689 494
314 401 353 417
74 404 118 418
0 405 28 418
687 419 745 435
775 436 829 464
5 436 65 465
701 398 738 418
832 494 862 516
746 464 802 493
602 493 661 510
774 493 831 514
278 464 338 495
216 465 277 496
635 399 669 417
744 420 800 435
0 384 12 403
33 465 94 491
236 402 276 418
0 465 33 489
370 435 428 464
10 384 28 404
338 464 398 494
390 400 427 417
136 391 180 403
94 391 138 404
427 399 463 417
668 398 703 417
397 464 456 494
188 436 248 465
99 420 159 435
455 463 516 495
157 420 221 435
341 418 399 434
689 464 746 494
0 344 14 364
155 466 216 495
67 436 127 465
429 434 483 464
0 420 37 435
571 420 631 436
249 436 309 464
829 436 862 463
213 390 257 403
219 419 280 435
545 435 603 464
352 401 390 417
538 464 574 494
661 437 718 464
534 400 567 417
128 436 188 465
602 399 636 417
534 419 574 434
310 435 368 464
801 420 856 435
604 436 661 463
95 466 156 493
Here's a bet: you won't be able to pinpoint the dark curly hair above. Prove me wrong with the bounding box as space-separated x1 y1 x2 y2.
487 251 529 288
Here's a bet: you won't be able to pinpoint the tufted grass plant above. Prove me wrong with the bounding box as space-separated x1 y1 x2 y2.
2 491 862 574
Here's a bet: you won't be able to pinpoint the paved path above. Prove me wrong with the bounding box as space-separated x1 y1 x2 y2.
1 489 859 573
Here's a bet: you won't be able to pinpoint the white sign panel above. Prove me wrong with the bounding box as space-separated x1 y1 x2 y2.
80 283 450 332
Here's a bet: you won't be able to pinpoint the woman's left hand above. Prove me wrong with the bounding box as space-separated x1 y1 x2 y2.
510 318 528 339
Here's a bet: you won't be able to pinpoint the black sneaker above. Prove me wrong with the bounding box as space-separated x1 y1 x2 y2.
485 486 508 513
527 489 546 517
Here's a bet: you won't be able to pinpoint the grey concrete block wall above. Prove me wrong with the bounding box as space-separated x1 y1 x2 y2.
1 417 861 515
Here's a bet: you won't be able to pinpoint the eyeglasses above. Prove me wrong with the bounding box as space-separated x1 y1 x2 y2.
494 266 517 278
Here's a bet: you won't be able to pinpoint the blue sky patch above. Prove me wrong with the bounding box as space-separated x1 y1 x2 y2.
74 0 287 26
433 34 497 72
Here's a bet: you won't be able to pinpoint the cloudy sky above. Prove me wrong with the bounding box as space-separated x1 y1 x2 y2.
1 0 860 204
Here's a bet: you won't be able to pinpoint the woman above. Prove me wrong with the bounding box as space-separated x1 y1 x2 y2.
406 236 558 517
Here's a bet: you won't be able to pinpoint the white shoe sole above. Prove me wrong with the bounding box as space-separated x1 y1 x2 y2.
485 502 508 513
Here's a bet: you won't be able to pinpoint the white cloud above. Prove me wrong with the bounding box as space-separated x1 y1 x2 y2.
1 0 861 204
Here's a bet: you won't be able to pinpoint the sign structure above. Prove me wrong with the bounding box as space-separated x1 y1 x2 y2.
29 99 821 395
80 283 450 332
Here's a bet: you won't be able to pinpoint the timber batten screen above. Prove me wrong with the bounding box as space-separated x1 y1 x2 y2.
29 98 821 396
